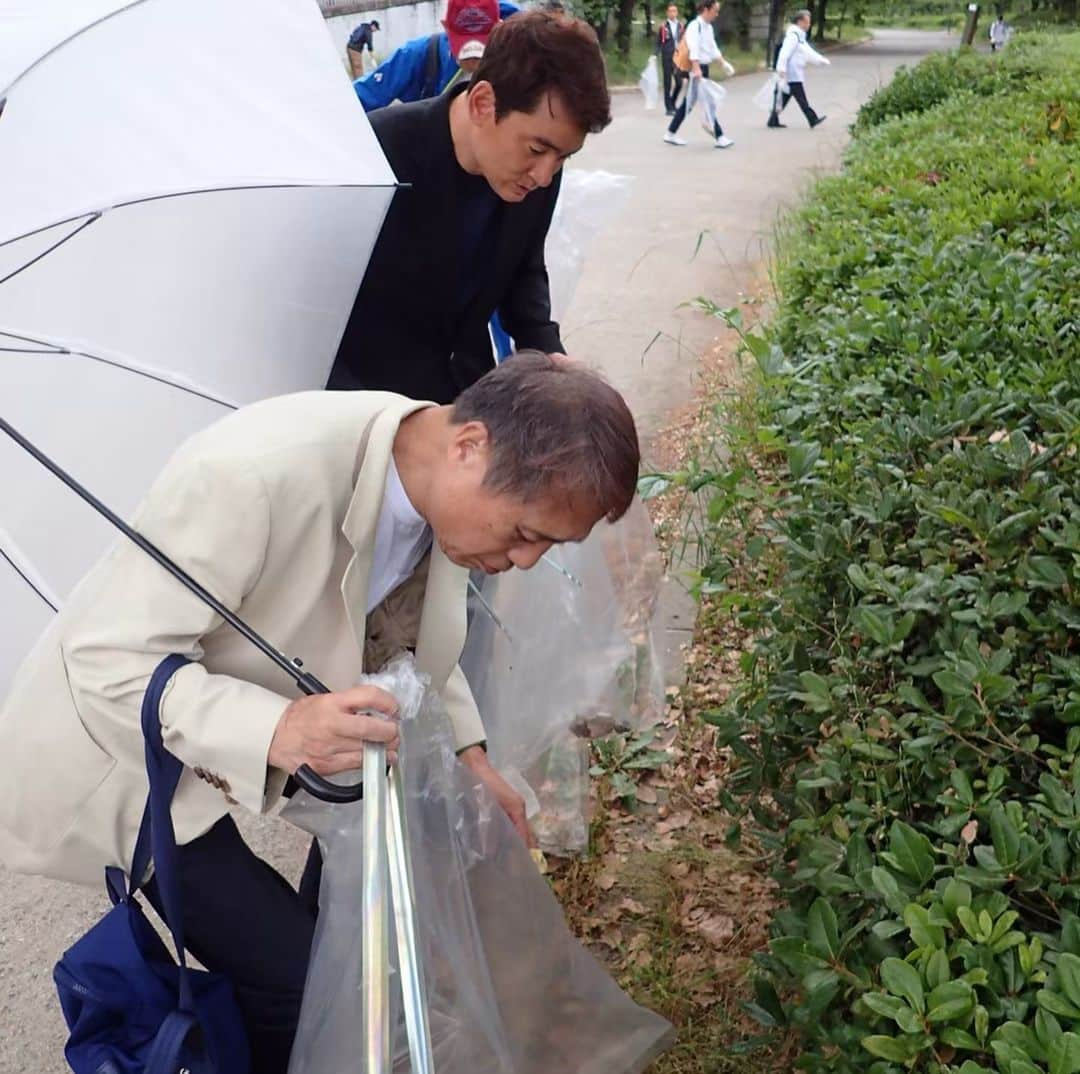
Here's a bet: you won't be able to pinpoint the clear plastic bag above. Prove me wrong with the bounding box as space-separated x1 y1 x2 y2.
282 656 673 1074
753 73 780 112
692 77 727 133
461 499 666 855
544 169 633 323
638 55 660 110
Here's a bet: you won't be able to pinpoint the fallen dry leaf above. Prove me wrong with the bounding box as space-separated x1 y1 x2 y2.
694 913 736 947
656 811 693 835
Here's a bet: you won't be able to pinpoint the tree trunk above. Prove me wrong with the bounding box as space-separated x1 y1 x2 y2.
737 0 752 50
641 0 653 39
616 0 635 57
814 0 827 41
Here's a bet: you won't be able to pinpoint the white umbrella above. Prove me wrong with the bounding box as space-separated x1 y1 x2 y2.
0 0 397 699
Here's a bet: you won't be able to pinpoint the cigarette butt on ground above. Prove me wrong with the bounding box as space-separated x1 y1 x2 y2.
530 848 549 874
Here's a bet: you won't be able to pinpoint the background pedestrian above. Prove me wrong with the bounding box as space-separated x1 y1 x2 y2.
347 19 379 78
769 8 829 129
663 0 735 149
656 3 685 116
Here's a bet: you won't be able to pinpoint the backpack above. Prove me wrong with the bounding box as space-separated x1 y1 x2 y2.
673 31 691 73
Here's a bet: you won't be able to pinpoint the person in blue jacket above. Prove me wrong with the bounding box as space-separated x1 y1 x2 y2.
354 0 518 111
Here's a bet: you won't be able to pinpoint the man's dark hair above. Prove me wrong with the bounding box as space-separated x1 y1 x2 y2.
470 12 612 135
699 0 719 11
370 18 380 29
452 352 640 523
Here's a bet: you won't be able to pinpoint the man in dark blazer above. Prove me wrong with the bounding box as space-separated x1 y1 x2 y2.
328 11 612 404
656 3 685 116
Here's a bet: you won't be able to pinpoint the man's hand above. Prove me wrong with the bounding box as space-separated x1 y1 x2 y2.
458 745 536 848
269 686 400 775
691 61 702 79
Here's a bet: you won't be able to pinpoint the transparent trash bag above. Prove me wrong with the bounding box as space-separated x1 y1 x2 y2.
638 55 659 110
461 499 666 855
690 77 726 133
544 169 633 322
282 656 673 1074
753 73 780 112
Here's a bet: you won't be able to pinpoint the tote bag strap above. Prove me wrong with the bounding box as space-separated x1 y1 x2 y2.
135 653 196 1011
144 1009 202 1074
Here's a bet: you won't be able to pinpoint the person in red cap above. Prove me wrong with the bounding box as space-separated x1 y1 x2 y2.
353 0 514 112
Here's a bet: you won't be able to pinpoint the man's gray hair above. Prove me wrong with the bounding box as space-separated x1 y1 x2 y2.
451 351 640 523
794 8 812 20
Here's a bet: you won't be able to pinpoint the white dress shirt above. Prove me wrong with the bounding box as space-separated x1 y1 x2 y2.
367 456 432 613
776 24 829 83
686 15 721 65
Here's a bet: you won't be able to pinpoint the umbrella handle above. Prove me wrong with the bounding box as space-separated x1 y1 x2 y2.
292 669 364 802
293 764 364 803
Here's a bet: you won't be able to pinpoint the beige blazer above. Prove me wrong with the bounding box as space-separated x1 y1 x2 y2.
0 391 483 886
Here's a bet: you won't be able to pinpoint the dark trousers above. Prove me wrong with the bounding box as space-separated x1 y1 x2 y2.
661 54 682 111
143 816 323 1074
773 80 820 126
667 66 724 137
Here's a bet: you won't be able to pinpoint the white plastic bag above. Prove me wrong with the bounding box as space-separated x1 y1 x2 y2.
753 73 780 112
544 169 633 322
283 656 673 1074
694 77 727 133
461 499 666 855
638 54 659 110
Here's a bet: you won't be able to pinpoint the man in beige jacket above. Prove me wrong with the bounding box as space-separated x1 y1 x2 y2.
0 352 639 1072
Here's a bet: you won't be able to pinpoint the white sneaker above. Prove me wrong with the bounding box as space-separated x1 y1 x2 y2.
663 132 687 145
714 135 735 149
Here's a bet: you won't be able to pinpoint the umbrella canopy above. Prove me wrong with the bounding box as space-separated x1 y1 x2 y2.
0 0 397 699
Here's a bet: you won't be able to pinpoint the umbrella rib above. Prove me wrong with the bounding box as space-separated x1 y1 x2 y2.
0 183 400 283
1 332 238 410
0 547 59 614
0 213 98 252
0 216 99 288
0 0 152 99
67 349 238 410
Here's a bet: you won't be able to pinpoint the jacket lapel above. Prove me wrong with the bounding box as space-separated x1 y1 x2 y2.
414 543 469 687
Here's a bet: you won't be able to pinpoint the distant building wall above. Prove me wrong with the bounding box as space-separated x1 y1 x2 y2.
320 0 442 66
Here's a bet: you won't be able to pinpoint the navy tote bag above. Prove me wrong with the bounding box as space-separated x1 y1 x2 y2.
53 654 250 1074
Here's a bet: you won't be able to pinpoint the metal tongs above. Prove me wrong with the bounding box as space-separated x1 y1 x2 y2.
362 740 433 1074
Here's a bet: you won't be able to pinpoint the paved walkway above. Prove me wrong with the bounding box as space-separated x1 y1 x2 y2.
0 29 954 1074
568 28 956 441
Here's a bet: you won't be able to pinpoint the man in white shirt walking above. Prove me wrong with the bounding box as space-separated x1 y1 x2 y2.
989 15 1008 51
768 9 829 129
663 0 736 149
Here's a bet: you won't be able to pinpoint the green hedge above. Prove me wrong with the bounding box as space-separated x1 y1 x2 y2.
685 34 1080 1074
851 41 1049 131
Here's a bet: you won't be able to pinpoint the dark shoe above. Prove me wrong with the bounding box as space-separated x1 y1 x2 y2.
810 115 827 128
767 119 786 128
